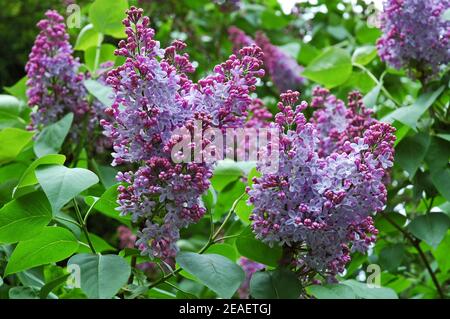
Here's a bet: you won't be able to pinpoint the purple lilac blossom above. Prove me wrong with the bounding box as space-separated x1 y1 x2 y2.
103 7 265 259
376 0 450 82
26 10 112 156
248 90 396 280
237 257 265 299
310 87 375 158
26 10 88 130
228 27 306 92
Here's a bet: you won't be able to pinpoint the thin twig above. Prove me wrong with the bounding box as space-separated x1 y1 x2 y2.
147 193 246 289
381 212 445 298
73 199 97 254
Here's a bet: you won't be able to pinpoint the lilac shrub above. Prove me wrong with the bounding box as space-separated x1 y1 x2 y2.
228 26 306 92
103 7 265 259
247 90 395 280
376 0 450 82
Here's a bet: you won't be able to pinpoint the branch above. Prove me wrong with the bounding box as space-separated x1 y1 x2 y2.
381 212 445 299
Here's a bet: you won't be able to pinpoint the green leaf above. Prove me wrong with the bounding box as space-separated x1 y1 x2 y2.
235 227 282 267
407 213 450 248
430 169 450 203
75 24 103 51
84 79 114 108
89 0 129 38
352 46 377 66
375 213 406 234
36 165 99 214
307 283 356 299
442 8 450 21
13 154 66 196
84 44 116 72
341 280 398 299
355 22 381 44
34 113 73 158
0 110 26 130
250 268 301 299
385 86 445 129
211 160 243 192
425 136 450 173
176 252 244 298
5 227 79 275
67 253 131 299
0 128 34 164
77 233 116 254
298 42 320 65
213 180 246 221
4 77 28 102
363 82 381 108
0 191 52 243
204 244 236 261
378 244 405 272
432 232 450 273
39 273 70 299
9 286 40 299
260 11 290 30
0 94 21 115
84 184 131 225
307 280 398 299
395 132 430 178
235 196 253 225
302 47 352 88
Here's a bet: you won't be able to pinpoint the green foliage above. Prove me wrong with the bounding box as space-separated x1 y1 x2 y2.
176 252 245 298
407 213 450 248
33 113 73 158
235 227 282 267
67 254 130 299
0 0 449 300
0 128 33 164
89 0 129 38
0 191 52 243
307 280 398 299
250 268 301 299
302 47 352 88
36 165 99 214
5 227 79 275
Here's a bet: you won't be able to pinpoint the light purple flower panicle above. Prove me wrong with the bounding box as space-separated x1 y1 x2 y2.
248 90 395 280
103 7 265 260
26 10 88 130
377 0 450 81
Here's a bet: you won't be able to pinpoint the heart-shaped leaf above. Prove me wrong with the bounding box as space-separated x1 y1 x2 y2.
67 253 131 299
407 213 450 248
176 252 245 298
250 268 302 299
36 165 99 214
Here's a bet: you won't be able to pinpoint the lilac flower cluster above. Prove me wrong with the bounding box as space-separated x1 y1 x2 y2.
237 257 265 299
228 27 306 92
26 10 112 156
376 0 450 81
247 90 395 279
310 87 375 157
26 10 88 130
103 7 265 259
